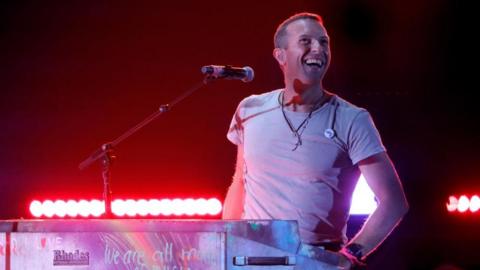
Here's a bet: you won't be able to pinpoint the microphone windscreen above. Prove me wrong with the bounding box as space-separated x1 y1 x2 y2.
242 66 255 82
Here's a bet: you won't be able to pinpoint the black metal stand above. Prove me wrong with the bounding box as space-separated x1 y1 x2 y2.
101 143 115 218
79 76 216 218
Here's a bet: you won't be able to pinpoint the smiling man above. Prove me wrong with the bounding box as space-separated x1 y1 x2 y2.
222 12 408 268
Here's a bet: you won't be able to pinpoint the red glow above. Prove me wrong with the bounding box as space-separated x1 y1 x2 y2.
29 198 222 218
446 195 480 213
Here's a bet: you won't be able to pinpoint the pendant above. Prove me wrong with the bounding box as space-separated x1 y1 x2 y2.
324 128 335 139
292 136 302 151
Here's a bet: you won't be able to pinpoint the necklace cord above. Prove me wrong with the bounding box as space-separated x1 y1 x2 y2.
279 90 326 151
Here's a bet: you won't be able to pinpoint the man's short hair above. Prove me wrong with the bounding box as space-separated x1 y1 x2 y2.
274 12 324 49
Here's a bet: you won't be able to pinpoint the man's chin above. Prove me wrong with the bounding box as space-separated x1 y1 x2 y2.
300 73 323 83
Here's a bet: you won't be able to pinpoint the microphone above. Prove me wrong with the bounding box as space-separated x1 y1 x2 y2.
201 65 254 82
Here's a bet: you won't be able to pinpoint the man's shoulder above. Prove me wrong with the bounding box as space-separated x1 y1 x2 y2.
238 89 282 109
332 94 367 116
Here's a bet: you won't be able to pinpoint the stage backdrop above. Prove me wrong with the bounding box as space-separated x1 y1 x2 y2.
1 1 478 269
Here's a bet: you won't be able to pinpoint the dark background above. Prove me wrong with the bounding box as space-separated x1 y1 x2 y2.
0 1 478 269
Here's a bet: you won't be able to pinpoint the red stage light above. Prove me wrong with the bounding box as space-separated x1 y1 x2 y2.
469 195 480 212
196 198 208 215
53 200 67 217
78 200 91 217
160 199 173 216
446 196 458 212
29 198 223 218
29 200 42 217
171 199 183 216
457 196 470 213
184 198 196 216
66 200 78 217
112 199 125 216
446 194 480 213
207 198 223 215
125 199 137 217
90 199 104 217
43 200 55 218
147 199 161 215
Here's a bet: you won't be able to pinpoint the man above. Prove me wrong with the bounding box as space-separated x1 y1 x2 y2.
222 12 408 267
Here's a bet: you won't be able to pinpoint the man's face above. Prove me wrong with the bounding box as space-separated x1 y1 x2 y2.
276 19 331 86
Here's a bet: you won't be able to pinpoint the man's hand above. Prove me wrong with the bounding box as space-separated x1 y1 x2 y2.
338 247 366 269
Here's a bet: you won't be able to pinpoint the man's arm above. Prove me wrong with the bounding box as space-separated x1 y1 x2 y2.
345 151 409 258
222 145 245 219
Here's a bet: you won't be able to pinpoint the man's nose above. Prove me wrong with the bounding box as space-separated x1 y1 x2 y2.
309 39 321 52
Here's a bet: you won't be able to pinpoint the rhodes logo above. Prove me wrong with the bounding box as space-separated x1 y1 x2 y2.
53 249 90 266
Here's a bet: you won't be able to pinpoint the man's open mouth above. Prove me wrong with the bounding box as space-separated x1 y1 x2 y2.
304 58 323 68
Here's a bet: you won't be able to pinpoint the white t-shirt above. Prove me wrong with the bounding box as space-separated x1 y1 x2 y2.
227 89 386 244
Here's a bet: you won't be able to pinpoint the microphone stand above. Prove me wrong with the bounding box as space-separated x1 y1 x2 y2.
79 76 217 218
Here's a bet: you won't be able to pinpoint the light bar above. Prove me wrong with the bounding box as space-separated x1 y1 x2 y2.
29 174 376 218
446 195 480 213
29 198 223 218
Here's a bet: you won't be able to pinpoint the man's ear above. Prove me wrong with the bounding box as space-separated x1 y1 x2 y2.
273 48 286 65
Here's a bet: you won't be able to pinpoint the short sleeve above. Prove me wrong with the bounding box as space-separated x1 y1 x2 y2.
348 110 386 164
226 100 245 145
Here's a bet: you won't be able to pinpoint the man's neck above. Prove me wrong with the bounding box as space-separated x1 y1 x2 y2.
282 81 325 112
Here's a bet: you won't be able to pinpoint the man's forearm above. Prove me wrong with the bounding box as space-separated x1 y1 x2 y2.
347 194 408 257
351 152 409 259
222 179 245 219
223 145 246 219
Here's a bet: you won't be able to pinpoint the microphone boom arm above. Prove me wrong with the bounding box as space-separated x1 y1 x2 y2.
78 76 214 217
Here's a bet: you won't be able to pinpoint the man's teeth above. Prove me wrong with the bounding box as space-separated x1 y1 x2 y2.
305 59 323 66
